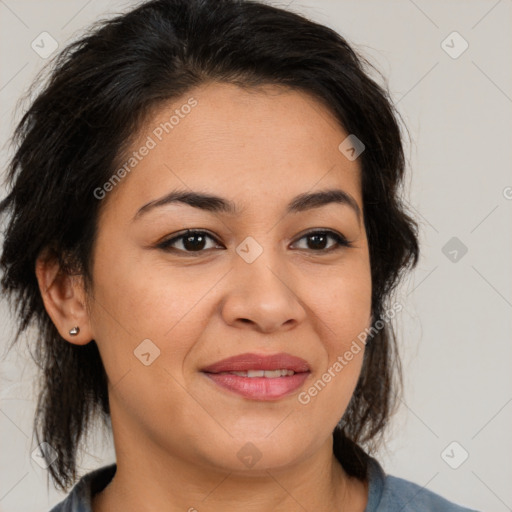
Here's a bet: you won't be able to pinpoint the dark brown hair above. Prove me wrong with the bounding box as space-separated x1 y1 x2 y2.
0 0 419 492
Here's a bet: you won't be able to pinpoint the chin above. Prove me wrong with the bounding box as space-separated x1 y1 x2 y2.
197 430 318 474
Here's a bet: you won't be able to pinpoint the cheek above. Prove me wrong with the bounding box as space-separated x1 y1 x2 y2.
308 257 372 350
89 251 238 410
298 271 370 422
91 238 220 339
294 256 371 408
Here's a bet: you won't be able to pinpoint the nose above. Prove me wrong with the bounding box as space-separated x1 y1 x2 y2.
220 246 307 334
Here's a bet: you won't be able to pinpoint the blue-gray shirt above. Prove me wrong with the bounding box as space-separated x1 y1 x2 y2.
48 457 479 511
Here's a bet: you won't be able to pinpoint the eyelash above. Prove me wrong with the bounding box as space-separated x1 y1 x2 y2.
157 229 353 255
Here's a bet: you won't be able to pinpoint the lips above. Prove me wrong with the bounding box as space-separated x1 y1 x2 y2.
201 352 311 401
201 352 310 374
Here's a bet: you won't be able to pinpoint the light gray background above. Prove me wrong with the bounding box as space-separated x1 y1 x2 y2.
1 0 511 511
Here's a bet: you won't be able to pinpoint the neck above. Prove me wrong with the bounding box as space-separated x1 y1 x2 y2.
93 449 368 512
92 413 368 512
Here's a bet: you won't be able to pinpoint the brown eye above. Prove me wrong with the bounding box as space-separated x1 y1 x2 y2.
291 230 352 252
157 229 352 256
158 230 223 254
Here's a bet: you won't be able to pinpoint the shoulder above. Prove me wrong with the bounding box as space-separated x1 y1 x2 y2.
47 463 116 512
379 474 480 512
365 457 480 512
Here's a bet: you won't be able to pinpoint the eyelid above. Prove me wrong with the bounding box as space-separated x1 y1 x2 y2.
156 229 223 251
157 228 352 254
289 229 352 251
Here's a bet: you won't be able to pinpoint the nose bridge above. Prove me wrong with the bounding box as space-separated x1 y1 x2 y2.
235 234 288 295
221 233 305 331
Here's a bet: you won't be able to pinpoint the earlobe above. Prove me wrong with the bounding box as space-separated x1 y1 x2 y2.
69 326 80 336
35 253 93 345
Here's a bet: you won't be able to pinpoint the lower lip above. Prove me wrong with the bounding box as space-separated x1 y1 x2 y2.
203 372 310 401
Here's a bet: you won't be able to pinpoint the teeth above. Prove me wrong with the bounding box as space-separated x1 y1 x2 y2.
223 369 295 378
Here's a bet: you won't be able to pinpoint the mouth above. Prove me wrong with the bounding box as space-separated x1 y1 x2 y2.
201 352 311 401
217 369 296 377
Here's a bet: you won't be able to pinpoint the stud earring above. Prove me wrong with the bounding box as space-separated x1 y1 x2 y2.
69 326 80 336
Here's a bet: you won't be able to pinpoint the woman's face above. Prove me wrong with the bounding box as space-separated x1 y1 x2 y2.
86 82 372 472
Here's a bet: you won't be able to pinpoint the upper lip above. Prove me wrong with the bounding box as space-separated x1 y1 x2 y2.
201 352 310 373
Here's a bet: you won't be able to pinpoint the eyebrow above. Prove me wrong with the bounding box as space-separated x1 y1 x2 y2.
133 188 361 222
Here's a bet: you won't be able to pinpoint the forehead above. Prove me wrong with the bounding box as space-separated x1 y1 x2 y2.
99 82 363 221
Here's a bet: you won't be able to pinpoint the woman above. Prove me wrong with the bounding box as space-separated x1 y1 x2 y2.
0 0 479 510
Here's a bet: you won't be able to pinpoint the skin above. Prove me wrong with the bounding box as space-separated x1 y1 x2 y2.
36 82 372 511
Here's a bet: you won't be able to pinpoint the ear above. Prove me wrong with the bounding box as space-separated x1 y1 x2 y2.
35 250 93 345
